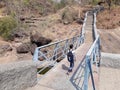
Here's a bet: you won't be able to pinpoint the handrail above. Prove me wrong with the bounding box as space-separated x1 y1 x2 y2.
81 12 88 35
84 35 100 90
32 10 88 80
33 35 82 62
33 12 88 62
83 9 101 90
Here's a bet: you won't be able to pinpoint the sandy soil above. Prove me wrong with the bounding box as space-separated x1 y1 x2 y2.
98 27 120 54
97 6 120 29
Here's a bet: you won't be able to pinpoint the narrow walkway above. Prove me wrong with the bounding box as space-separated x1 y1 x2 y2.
26 44 91 90
26 13 96 90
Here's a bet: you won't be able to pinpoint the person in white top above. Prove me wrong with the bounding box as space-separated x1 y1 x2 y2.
67 44 76 74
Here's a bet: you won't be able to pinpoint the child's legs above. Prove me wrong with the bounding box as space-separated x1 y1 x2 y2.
69 62 74 70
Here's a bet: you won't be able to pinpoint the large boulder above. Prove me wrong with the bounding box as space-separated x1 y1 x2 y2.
16 31 52 54
16 43 30 54
61 7 78 25
30 31 52 47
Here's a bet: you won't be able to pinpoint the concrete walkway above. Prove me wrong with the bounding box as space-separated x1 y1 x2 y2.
26 42 92 90
98 52 120 90
99 67 120 90
26 12 96 90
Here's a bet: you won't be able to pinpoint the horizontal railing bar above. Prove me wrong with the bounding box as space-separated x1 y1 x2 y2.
37 35 81 49
86 35 99 56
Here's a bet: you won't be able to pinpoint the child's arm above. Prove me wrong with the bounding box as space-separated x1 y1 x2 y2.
73 51 76 61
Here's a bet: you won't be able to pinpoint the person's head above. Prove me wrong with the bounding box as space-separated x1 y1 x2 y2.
69 44 73 49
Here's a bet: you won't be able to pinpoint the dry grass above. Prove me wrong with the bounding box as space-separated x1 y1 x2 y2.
97 6 120 29
31 5 85 42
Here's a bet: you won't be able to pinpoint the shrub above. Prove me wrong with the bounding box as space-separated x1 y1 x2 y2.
53 0 67 11
91 0 101 5
0 16 17 40
61 7 78 24
23 0 30 6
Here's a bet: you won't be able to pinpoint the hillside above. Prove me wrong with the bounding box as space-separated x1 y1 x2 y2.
0 1 89 64
97 6 120 53
0 0 120 64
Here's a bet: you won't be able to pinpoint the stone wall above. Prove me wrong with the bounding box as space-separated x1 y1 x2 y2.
0 61 37 90
101 52 120 69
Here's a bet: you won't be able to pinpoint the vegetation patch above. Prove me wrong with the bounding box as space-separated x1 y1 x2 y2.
0 16 17 40
37 66 53 74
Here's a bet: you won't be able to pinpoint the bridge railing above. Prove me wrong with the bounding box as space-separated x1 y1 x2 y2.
33 12 88 78
83 12 101 90
84 35 100 90
33 35 84 78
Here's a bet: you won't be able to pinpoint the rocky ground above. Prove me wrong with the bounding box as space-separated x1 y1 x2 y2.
98 28 120 54
97 6 120 53
0 5 120 64
0 5 85 64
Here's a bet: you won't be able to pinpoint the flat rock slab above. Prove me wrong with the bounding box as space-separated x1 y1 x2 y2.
99 67 120 90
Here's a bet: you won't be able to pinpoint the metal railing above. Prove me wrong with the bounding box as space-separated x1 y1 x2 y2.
69 11 101 90
33 11 88 78
84 35 101 90
83 12 101 90
32 8 101 90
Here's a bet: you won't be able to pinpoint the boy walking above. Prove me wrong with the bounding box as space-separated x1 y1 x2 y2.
67 44 76 74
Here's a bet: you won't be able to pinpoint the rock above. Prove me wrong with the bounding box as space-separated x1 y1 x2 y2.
76 18 84 24
16 43 30 54
30 31 52 47
36 37 52 46
0 61 37 90
61 7 78 25
0 44 12 54
30 32 40 44
11 29 28 40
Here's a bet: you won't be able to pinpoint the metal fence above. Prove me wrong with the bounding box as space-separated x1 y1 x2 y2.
84 35 101 90
69 11 101 90
33 11 88 78
83 11 101 90
32 8 101 90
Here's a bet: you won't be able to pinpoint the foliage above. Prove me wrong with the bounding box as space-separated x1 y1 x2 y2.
54 0 67 10
61 7 78 24
91 0 101 5
23 0 30 6
0 16 17 40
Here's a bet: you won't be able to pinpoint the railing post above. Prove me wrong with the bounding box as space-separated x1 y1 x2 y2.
88 58 96 90
33 48 39 62
84 56 90 90
53 43 59 60
98 37 101 66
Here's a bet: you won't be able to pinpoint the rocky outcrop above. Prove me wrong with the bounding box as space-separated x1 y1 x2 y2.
30 32 52 47
16 43 30 54
0 61 37 90
16 31 52 54
10 29 28 41
61 7 78 25
0 44 12 55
